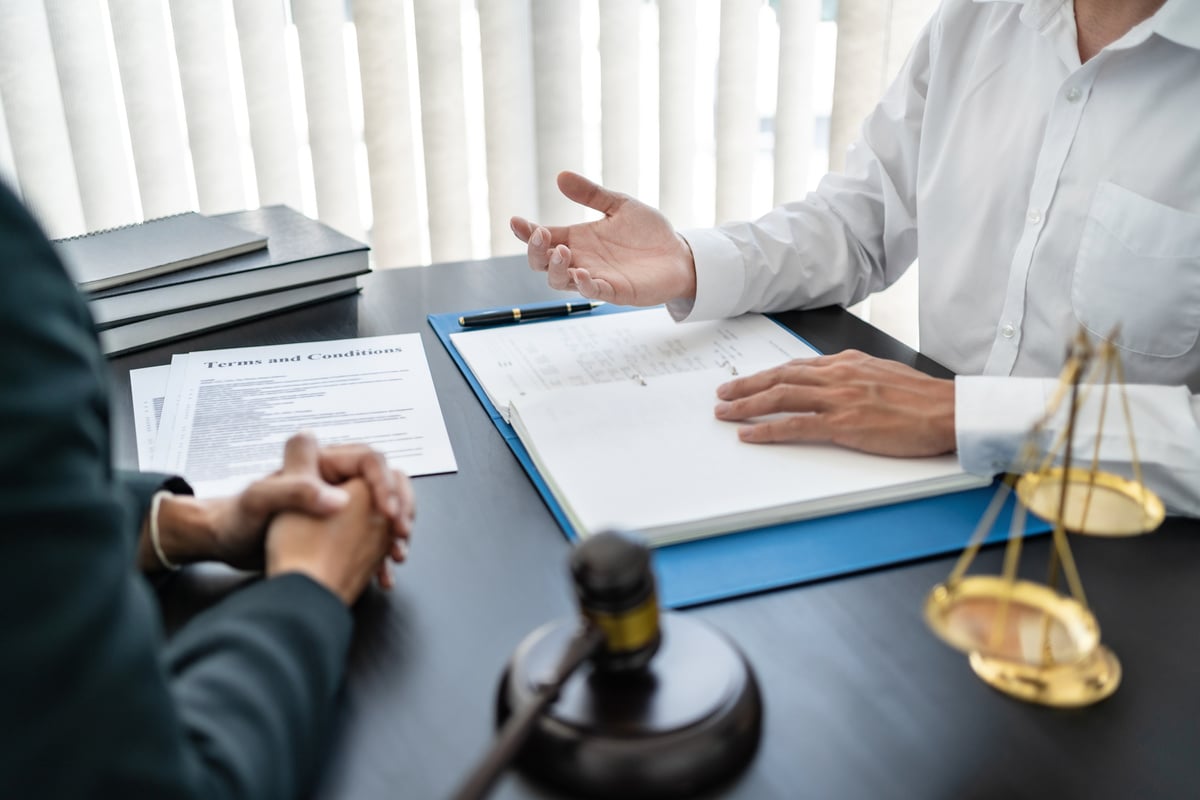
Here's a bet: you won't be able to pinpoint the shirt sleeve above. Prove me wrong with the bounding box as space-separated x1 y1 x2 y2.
672 13 936 322
955 375 1200 517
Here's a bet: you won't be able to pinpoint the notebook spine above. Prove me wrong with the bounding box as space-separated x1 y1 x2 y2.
52 210 192 242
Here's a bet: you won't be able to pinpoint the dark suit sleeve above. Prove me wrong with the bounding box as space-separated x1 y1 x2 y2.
0 185 353 800
117 469 193 533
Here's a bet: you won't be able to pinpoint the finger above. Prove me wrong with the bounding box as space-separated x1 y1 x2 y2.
716 363 798 400
510 216 533 243
717 357 843 400
557 170 624 217
375 471 415 541
737 414 833 445
350 449 398 518
318 448 413 537
801 350 870 368
376 561 394 590
512 217 570 248
391 471 416 538
316 444 375 483
715 384 834 421
570 268 615 302
527 226 555 272
317 445 390 493
787 350 907 379
242 474 349 518
547 244 575 290
522 224 574 273
281 431 320 475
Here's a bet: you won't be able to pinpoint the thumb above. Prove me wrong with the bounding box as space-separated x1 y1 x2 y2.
557 170 624 217
281 431 320 476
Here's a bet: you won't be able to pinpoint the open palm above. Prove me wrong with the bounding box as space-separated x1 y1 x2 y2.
511 171 696 307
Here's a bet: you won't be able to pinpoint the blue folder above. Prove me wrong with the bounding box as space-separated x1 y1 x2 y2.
429 305 1047 608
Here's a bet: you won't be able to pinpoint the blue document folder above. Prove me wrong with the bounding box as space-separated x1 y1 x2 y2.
430 306 1047 608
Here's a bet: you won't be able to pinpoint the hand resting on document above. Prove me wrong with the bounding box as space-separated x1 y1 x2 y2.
714 350 957 458
137 432 415 595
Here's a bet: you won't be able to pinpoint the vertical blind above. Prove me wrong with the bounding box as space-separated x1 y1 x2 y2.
0 0 935 338
657 0 698 228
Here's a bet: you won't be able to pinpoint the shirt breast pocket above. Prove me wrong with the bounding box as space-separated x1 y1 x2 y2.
1071 182 1200 358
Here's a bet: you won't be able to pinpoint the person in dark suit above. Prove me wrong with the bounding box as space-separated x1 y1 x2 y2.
0 181 416 798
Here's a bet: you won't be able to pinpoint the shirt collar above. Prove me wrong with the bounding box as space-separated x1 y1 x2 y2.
969 0 1067 32
1150 0 1200 51
971 0 1200 52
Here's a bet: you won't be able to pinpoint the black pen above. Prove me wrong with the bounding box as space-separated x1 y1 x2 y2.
459 301 604 327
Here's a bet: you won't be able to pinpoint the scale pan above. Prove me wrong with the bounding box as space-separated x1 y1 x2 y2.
968 645 1121 708
924 576 1099 666
1016 467 1164 536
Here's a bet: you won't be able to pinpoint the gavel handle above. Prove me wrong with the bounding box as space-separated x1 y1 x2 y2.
451 625 605 800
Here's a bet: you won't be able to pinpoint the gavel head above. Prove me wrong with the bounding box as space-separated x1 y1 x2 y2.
570 530 662 673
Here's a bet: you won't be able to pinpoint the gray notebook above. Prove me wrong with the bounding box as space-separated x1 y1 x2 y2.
87 206 371 327
54 211 268 292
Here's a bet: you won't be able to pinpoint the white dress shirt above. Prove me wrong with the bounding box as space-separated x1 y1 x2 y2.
676 0 1200 515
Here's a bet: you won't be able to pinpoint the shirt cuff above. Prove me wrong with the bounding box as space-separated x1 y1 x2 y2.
672 228 747 322
955 375 1054 475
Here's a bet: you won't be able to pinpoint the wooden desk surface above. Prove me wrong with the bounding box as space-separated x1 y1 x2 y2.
108 256 1200 799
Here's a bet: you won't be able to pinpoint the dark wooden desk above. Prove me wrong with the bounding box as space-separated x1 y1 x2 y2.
109 256 1200 799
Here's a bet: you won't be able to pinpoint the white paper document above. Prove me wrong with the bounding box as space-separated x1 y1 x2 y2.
151 353 193 468
511 368 987 546
456 308 988 546
129 364 172 467
451 307 818 419
150 334 457 497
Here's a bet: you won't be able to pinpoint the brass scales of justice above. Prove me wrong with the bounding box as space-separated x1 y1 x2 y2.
924 327 1166 707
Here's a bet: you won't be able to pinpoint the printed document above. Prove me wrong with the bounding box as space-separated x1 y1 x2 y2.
453 308 988 546
451 307 818 419
151 334 457 497
129 364 171 467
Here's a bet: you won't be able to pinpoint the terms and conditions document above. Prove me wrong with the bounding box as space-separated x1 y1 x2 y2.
152 334 457 497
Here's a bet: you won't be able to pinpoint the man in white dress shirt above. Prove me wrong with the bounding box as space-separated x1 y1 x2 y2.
512 0 1200 515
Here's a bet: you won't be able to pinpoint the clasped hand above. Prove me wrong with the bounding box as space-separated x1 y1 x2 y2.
140 433 414 603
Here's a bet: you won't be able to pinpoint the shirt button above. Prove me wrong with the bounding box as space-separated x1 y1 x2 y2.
1066 86 1082 102
1000 323 1016 338
1026 209 1042 225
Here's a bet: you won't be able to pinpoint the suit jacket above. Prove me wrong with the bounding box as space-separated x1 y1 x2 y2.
0 184 353 799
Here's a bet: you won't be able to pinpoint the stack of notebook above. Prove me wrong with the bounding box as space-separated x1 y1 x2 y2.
54 206 370 356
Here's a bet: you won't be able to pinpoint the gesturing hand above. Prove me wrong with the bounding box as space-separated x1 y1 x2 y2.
510 171 697 307
713 350 957 457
